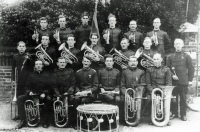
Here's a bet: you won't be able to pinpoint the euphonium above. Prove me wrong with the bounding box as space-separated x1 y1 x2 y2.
81 42 104 61
58 43 78 63
151 86 175 127
109 48 129 68
125 86 145 126
135 47 154 68
53 95 71 128
35 44 53 64
24 94 44 127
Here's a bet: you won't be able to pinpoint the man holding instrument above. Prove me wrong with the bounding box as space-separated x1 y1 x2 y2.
98 55 120 104
166 38 194 121
16 60 57 129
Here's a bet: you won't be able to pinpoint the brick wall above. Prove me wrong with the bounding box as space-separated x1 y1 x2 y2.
0 66 12 101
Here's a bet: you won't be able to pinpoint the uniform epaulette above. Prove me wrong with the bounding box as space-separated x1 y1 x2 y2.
76 69 82 73
91 68 97 73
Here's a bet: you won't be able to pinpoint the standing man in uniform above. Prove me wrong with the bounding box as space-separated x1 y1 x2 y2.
146 18 171 59
74 11 91 50
102 14 123 53
12 41 32 120
166 38 194 121
124 20 143 52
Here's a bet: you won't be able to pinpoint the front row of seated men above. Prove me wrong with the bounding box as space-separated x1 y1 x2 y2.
16 38 194 129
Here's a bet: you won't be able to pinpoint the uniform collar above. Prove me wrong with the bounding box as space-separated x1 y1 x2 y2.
106 67 113 71
154 29 160 32
129 66 137 71
83 67 90 71
18 52 26 56
130 29 136 32
121 49 128 52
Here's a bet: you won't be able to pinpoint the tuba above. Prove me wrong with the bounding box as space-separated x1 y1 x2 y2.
24 94 44 127
81 42 104 61
125 85 146 126
35 44 53 64
151 86 175 126
53 94 72 127
109 48 129 68
58 43 78 63
135 47 154 68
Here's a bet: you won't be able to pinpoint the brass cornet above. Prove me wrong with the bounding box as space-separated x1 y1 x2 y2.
11 68 18 119
106 29 110 44
55 29 61 44
109 48 129 68
58 43 78 63
151 32 158 46
81 42 104 61
35 44 53 64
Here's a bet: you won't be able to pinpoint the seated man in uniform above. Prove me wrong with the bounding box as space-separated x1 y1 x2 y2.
53 57 76 127
74 56 98 106
145 53 172 123
120 56 146 122
16 60 57 129
98 55 120 105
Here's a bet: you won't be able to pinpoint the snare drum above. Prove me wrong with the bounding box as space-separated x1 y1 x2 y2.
77 104 119 132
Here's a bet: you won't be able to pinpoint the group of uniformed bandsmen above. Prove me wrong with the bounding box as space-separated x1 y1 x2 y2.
12 11 194 129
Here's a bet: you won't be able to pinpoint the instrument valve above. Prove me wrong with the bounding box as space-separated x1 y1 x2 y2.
109 119 114 123
87 118 93 122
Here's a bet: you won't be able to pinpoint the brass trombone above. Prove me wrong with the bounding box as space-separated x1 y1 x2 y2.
58 43 78 63
35 44 53 64
11 68 18 119
81 42 104 61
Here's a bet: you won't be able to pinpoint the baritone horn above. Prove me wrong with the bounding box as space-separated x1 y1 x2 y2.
109 48 129 68
125 85 146 126
135 47 154 68
35 44 53 64
81 42 104 61
58 43 78 63
24 94 44 127
151 86 175 126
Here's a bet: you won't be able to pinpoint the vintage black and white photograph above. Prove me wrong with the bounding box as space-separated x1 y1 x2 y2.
0 0 200 132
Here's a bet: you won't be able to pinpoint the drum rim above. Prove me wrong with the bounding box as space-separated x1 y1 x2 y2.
77 103 119 114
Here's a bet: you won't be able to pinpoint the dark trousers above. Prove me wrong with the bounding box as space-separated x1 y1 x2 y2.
17 94 53 124
171 85 188 116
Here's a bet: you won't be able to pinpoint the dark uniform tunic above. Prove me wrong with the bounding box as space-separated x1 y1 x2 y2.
17 70 57 123
102 28 123 52
75 68 98 104
98 68 120 104
74 25 91 49
12 52 32 96
54 27 74 45
124 30 143 52
166 52 194 116
146 66 172 93
146 30 171 58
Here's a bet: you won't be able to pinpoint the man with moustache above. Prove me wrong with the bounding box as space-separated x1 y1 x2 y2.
75 11 91 49
146 18 171 59
98 55 120 105
102 14 123 53
120 56 146 122
74 57 98 105
166 38 194 121
124 20 143 52
16 60 57 129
